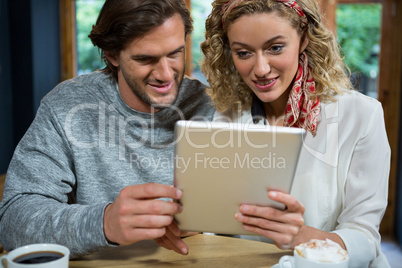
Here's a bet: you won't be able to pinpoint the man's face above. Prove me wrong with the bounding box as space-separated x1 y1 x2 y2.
107 14 186 113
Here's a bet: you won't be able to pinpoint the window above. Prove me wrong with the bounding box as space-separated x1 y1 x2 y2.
336 3 382 98
190 0 213 85
75 0 105 75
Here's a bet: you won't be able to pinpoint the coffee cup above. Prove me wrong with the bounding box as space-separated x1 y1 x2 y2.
278 239 349 268
0 243 70 268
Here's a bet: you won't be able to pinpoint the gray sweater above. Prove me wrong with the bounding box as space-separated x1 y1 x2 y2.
0 71 215 257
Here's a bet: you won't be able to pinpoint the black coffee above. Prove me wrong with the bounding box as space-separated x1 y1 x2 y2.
13 251 64 264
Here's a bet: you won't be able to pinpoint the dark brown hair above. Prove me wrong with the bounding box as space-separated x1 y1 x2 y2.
88 0 193 80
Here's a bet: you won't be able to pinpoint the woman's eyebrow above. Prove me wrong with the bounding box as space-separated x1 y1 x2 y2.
230 35 286 48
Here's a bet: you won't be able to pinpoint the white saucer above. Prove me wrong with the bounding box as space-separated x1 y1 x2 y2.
271 262 291 268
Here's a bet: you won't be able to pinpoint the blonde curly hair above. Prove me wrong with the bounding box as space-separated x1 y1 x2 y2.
201 0 353 112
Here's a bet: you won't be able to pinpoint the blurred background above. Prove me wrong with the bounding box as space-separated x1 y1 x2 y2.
74 1 382 98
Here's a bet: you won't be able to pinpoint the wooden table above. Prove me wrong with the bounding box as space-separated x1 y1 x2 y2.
70 234 291 267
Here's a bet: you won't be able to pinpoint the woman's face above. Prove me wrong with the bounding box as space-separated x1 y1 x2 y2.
227 12 307 109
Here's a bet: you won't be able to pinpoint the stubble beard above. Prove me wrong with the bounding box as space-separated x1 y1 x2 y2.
122 68 184 110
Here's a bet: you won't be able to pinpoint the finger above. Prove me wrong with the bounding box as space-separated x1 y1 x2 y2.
122 199 183 216
268 191 305 214
167 220 181 237
156 235 176 251
120 183 182 200
155 237 173 250
118 227 167 245
239 205 281 220
235 213 301 235
164 227 189 255
128 215 174 228
274 242 293 250
159 234 185 254
238 205 304 226
241 224 295 248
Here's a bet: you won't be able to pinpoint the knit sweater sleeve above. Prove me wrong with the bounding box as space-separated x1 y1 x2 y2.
0 101 112 257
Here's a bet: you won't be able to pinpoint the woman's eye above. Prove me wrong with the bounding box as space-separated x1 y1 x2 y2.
270 45 284 53
235 51 251 59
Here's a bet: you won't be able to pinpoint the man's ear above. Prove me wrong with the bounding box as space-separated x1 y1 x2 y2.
299 34 309 54
104 51 119 67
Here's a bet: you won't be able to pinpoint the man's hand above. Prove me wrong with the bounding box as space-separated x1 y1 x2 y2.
103 183 183 247
154 221 190 255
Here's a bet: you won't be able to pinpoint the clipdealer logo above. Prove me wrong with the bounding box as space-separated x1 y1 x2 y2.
63 100 340 169
64 101 189 160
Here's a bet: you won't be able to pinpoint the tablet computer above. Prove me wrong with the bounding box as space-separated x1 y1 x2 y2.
173 120 305 235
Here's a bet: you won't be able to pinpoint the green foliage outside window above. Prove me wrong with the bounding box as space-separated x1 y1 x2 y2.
76 0 105 75
336 4 382 78
191 1 213 73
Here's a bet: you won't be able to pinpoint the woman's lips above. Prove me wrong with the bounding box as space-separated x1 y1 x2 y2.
148 80 174 94
253 77 278 90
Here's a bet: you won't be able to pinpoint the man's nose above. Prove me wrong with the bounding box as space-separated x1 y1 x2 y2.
153 58 174 81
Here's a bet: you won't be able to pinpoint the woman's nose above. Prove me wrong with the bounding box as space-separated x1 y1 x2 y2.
254 55 271 78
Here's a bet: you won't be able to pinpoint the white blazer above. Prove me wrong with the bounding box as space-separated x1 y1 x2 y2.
213 90 391 268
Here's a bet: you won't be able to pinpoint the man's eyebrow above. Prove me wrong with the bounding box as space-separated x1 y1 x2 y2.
169 45 185 54
231 35 286 48
131 54 153 60
131 45 186 60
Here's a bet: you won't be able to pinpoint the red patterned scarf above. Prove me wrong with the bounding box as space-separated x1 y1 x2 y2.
284 52 320 136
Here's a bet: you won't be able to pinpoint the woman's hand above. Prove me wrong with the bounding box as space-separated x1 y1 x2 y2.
235 191 305 249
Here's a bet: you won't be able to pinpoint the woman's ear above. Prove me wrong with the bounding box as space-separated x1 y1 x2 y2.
104 51 119 67
299 34 309 54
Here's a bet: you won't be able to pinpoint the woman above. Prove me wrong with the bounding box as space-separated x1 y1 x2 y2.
201 0 390 267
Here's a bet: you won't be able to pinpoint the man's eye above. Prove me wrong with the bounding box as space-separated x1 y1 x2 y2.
136 57 152 63
169 50 183 58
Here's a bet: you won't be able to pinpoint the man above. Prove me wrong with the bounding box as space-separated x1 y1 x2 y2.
0 0 214 257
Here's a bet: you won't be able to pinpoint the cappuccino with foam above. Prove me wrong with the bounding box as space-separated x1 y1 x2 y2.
295 239 348 263
279 239 349 268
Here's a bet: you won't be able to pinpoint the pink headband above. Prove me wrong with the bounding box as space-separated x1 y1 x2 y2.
221 0 308 27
